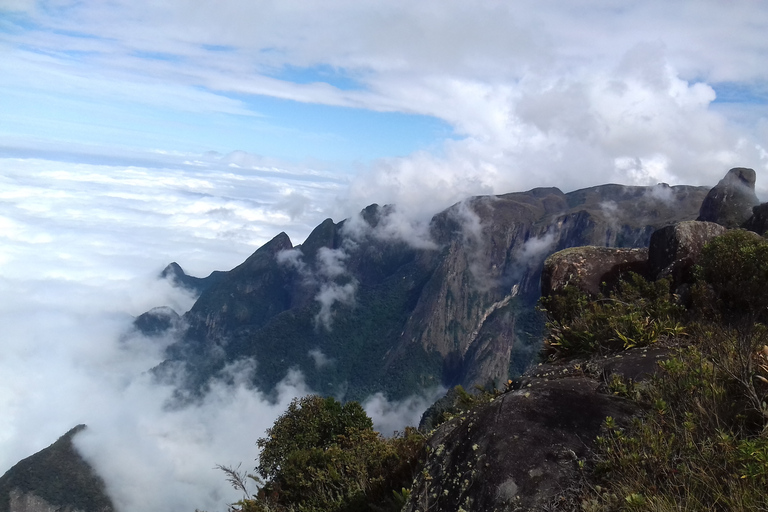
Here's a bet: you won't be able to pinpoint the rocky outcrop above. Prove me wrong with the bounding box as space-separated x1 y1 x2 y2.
743 202 768 235
541 246 649 297
133 306 181 336
8 490 78 512
405 345 672 512
697 167 759 228
0 426 114 512
160 262 225 294
647 221 728 286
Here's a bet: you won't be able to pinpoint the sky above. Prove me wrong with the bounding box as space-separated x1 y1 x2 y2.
1 1 768 511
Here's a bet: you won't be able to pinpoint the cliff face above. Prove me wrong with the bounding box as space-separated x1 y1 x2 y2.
155 183 709 400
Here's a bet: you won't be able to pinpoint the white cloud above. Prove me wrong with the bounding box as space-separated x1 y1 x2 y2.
362 388 446 437
307 348 333 369
74 368 312 512
0 155 339 512
314 281 357 330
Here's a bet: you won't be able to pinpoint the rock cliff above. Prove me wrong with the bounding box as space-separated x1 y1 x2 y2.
697 167 759 228
153 182 709 400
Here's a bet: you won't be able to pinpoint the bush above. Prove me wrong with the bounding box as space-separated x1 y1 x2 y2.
695 229 768 323
256 396 373 483
588 324 768 511
540 255 768 510
540 273 685 358
228 395 425 512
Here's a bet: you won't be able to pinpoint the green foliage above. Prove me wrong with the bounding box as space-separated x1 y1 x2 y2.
541 245 768 510
540 273 685 357
230 395 425 512
586 325 768 511
0 425 114 512
695 229 768 323
256 395 373 482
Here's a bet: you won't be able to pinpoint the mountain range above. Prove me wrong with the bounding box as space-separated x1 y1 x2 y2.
6 173 745 512
149 182 708 401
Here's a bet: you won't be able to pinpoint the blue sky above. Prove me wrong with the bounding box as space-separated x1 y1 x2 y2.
1 2 768 511
2 0 768 214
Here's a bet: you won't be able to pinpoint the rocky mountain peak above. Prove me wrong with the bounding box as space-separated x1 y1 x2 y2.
697 167 759 228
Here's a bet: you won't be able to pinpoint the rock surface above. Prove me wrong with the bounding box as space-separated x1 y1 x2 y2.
743 202 768 235
160 262 225 294
540 246 649 297
405 346 672 512
647 220 728 285
133 306 181 336
697 167 759 228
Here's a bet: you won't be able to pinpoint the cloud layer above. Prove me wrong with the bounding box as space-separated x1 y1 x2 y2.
0 156 440 512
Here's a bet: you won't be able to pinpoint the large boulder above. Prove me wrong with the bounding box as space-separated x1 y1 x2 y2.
743 202 768 235
405 377 635 512
647 221 728 285
541 246 649 297
697 167 759 228
405 346 672 512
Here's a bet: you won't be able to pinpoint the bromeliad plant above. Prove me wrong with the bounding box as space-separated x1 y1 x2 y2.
540 273 685 358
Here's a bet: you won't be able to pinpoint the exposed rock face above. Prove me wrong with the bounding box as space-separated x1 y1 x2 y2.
743 202 768 235
156 183 708 399
0 426 114 512
8 490 78 512
133 306 181 336
697 167 759 228
647 220 728 285
405 346 671 512
541 246 649 297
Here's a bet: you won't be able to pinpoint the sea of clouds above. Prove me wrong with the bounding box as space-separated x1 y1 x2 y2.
0 155 442 511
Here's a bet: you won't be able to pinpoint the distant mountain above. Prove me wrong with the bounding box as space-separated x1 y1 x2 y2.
153 183 709 400
0 425 113 512
160 261 226 294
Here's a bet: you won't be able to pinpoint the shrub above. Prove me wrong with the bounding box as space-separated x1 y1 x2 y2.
695 229 768 323
587 324 768 511
227 395 425 512
540 273 684 357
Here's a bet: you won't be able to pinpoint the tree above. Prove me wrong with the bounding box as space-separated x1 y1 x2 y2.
257 395 372 483
232 395 424 512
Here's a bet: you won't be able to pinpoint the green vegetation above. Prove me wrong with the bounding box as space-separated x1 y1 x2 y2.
0 425 114 512
540 272 685 357
213 230 768 512
694 229 768 322
586 324 768 511
544 231 768 511
226 395 425 512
